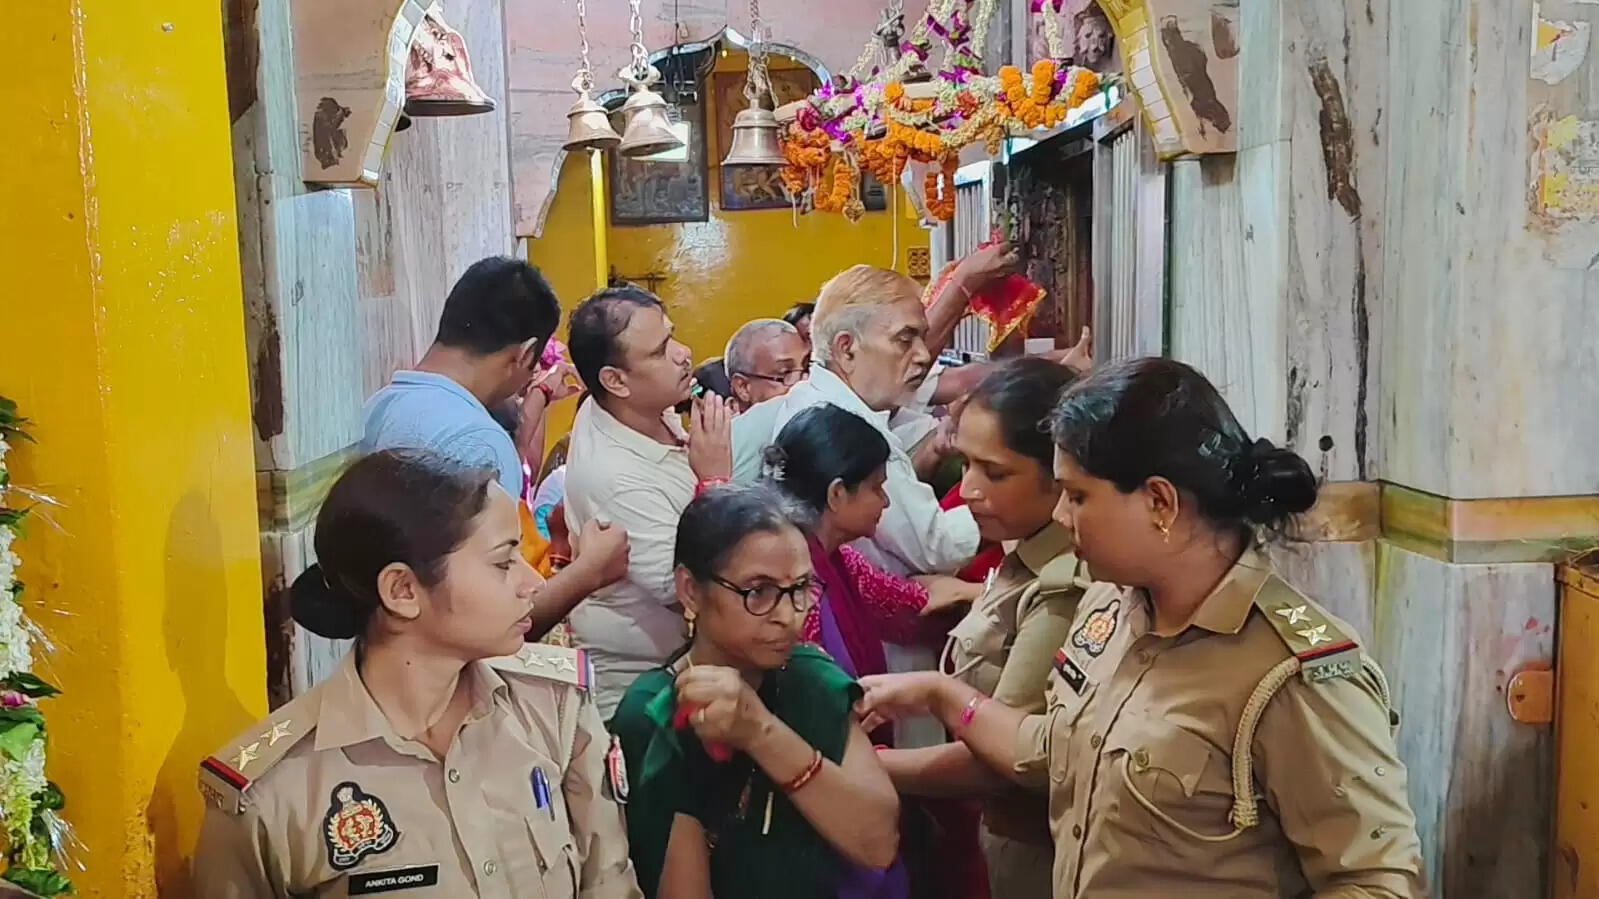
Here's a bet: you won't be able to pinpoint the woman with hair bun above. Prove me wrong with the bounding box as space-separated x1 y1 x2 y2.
192 449 642 898
857 358 1427 897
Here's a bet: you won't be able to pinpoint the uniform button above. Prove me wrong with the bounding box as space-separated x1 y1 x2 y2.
448 768 461 783
1374 766 1387 777
1089 734 1103 749
1072 824 1083 839
483 860 498 876
1132 749 1150 770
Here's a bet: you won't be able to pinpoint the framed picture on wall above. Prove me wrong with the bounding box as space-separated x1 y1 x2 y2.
608 99 710 226
714 68 818 211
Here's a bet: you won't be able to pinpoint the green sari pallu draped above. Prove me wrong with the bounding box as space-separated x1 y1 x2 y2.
608 646 864 899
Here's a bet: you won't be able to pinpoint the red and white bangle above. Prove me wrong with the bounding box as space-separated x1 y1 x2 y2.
956 695 988 737
779 750 825 794
694 477 731 498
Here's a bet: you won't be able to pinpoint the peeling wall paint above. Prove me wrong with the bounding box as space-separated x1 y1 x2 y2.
1532 115 1599 222
1531 3 1591 84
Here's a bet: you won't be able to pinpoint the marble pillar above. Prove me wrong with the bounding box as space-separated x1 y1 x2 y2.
227 0 519 704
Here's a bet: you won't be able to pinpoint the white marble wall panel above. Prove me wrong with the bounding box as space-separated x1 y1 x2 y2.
234 0 367 472
1168 0 1384 481
1381 0 1599 499
1375 544 1556 898
1168 147 1287 443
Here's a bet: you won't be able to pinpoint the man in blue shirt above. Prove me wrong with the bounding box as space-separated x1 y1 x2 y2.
364 256 629 638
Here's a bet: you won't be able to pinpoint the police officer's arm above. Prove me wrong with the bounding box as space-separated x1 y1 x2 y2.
877 594 1074 796
859 673 1035 788
563 698 644 898
191 803 284 899
1253 668 1428 898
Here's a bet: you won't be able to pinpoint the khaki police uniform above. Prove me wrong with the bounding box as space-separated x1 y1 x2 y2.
940 522 1084 899
193 644 642 899
1014 550 1427 898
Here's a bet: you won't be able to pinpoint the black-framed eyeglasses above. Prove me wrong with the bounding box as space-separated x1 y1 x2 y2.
732 368 806 388
709 575 820 616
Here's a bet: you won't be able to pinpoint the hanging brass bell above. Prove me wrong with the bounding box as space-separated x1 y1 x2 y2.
403 10 496 117
618 86 684 157
563 91 621 152
721 106 785 166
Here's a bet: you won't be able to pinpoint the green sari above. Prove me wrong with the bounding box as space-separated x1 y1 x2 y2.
608 646 861 899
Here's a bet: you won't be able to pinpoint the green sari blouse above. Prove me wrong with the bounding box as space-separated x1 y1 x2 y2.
608 646 861 899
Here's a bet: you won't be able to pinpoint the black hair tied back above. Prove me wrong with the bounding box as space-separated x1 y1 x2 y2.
1232 437 1319 527
289 563 363 640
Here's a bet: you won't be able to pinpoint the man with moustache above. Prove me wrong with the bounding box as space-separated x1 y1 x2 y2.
564 285 733 717
766 265 979 578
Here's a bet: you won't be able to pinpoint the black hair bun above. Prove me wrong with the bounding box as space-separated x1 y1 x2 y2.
289 564 363 640
1237 438 1319 524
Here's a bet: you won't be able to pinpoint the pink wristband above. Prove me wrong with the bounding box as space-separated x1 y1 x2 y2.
957 695 988 736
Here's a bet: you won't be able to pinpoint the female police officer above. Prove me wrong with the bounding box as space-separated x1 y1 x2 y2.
193 449 642 898
859 358 1426 897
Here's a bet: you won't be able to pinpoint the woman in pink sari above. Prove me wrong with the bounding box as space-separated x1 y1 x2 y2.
762 404 977 689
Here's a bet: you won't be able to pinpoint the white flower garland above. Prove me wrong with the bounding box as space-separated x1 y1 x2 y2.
0 402 78 897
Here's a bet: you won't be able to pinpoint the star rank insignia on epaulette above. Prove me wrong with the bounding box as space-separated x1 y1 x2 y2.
199 715 308 815
1255 583 1361 684
491 644 593 690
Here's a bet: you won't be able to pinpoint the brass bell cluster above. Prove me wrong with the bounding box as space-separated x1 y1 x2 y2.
563 0 687 158
563 0 784 167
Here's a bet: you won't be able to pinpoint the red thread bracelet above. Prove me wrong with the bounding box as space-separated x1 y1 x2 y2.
779 750 824 794
695 477 731 498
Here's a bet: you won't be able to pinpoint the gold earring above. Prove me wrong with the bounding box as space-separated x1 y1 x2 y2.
1156 519 1171 543
684 610 697 640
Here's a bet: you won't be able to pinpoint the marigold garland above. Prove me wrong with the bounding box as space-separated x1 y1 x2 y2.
776 0 1111 222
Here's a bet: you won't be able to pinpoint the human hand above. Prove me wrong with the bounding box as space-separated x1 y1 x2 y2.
1054 327 1093 374
675 665 774 752
687 393 733 482
570 519 629 591
855 671 950 733
914 574 981 617
952 242 1022 293
531 360 583 403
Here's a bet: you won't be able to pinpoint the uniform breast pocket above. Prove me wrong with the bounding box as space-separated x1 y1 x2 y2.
524 811 580 899
1105 723 1241 850
1043 678 1094 785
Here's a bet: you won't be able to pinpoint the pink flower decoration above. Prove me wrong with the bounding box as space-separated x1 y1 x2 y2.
539 338 569 369
1 692 28 709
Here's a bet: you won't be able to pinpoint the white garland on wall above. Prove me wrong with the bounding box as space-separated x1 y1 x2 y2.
0 400 80 897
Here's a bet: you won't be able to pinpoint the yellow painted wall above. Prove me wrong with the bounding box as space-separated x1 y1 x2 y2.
529 151 612 450
5 1 266 894
608 51 929 362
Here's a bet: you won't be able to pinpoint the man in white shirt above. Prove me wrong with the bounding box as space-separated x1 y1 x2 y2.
563 285 732 717
768 265 980 577
725 319 808 483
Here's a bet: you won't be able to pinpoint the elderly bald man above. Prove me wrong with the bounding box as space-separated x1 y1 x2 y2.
724 318 808 410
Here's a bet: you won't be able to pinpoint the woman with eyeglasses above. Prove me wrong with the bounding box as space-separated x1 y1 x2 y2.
608 485 903 899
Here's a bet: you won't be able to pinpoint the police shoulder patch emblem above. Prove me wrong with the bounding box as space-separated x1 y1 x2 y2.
605 733 630 805
1069 598 1121 657
324 782 400 871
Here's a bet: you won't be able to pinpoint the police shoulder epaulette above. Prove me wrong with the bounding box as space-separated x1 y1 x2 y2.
489 643 594 690
198 688 320 816
1036 552 1084 594
1253 577 1361 684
